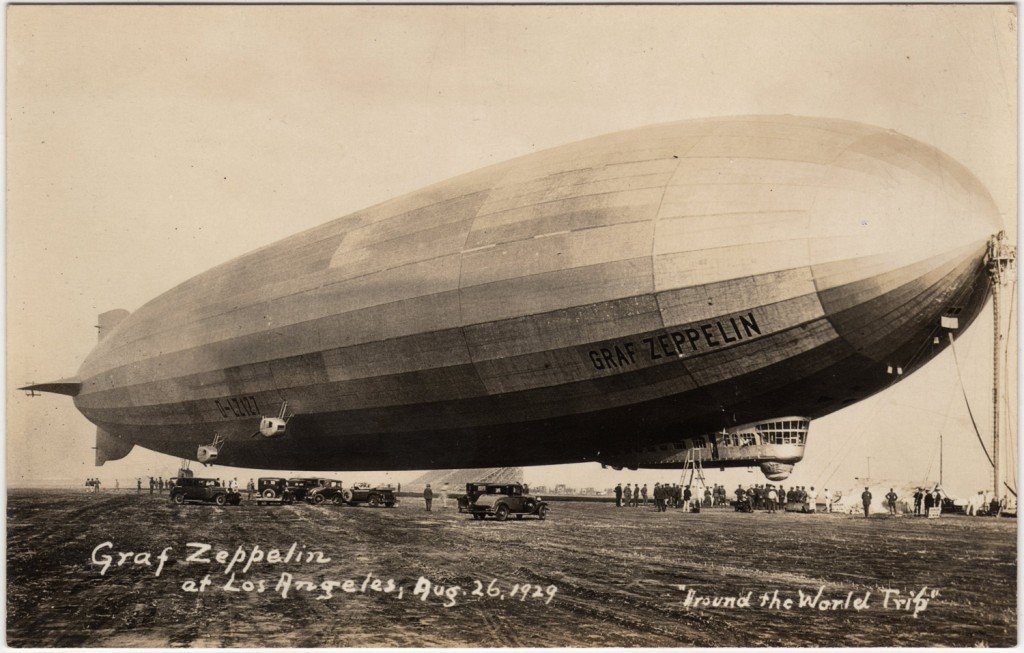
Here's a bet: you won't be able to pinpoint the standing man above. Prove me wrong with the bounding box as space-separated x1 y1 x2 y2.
885 488 898 515
641 483 648 506
423 484 434 511
683 485 692 511
632 484 641 508
441 482 450 509
247 479 255 500
766 485 777 513
623 483 632 508
614 483 623 508
861 487 872 518
136 478 141 494
230 477 239 493
932 487 943 513
913 488 924 516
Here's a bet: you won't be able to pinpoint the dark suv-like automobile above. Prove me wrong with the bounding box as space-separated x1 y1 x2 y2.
170 477 241 506
457 483 549 520
339 483 397 507
306 479 346 504
257 477 294 501
285 477 324 502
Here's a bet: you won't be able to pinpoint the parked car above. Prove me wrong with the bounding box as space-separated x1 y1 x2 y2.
306 479 346 504
457 483 549 520
169 477 241 506
285 477 324 502
338 482 397 507
257 477 295 501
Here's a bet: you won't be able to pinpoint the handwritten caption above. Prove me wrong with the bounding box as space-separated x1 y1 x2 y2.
90 541 557 607
677 585 940 618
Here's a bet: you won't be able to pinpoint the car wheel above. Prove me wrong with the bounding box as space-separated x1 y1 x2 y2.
537 504 549 520
332 494 344 506
312 494 325 505
172 493 185 505
341 489 354 504
495 504 509 521
368 494 381 507
263 489 277 499
215 494 227 506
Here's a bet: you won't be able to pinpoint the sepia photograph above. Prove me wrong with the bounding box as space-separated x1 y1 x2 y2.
5 4 1018 647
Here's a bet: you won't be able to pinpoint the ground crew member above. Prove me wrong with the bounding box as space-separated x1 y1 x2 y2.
136 478 141 493
885 488 898 515
766 485 777 513
623 484 632 507
423 484 433 511
913 488 923 515
683 485 692 510
861 487 872 517
247 479 255 500
632 484 640 507
614 483 623 507
641 484 648 506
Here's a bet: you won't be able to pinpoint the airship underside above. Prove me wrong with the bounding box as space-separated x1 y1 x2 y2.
32 116 999 477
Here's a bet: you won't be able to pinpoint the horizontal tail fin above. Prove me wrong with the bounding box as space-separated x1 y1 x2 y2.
20 378 81 397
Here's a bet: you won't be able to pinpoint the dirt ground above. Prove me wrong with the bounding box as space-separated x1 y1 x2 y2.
6 489 1017 647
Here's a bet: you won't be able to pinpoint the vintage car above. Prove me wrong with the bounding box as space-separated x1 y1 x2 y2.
457 483 549 521
285 477 324 502
257 477 295 502
169 477 241 506
337 482 397 507
306 479 346 504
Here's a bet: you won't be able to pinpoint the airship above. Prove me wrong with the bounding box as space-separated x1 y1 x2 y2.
24 115 1001 480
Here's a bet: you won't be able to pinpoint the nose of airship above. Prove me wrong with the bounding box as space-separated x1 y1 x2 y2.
807 128 1002 363
808 128 1002 267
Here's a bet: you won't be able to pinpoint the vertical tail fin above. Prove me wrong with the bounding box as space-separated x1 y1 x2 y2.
97 309 130 341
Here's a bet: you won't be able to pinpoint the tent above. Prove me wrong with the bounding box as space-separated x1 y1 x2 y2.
829 481 929 515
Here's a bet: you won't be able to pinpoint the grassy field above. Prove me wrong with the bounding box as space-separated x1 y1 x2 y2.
6 489 1016 647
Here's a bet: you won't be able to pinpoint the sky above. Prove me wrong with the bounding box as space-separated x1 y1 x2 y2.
6 5 1018 498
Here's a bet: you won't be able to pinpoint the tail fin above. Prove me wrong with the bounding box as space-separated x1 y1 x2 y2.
97 309 130 341
95 428 134 465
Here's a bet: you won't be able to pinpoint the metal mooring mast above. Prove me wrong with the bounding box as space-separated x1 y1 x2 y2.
986 231 1016 500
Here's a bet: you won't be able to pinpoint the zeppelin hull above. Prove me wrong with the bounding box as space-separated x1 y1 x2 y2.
72 116 1000 470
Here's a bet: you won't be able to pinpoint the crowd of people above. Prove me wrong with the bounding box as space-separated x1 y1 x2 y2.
609 481 846 514
734 484 832 512
613 482 737 511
